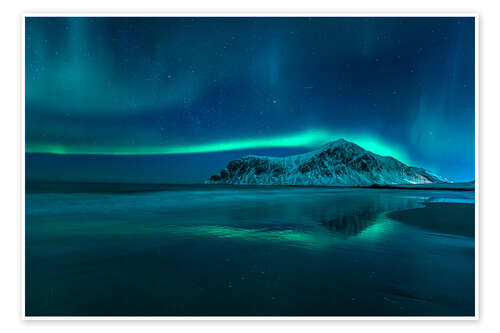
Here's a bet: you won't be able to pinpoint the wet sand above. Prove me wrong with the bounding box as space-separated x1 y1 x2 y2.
388 203 475 238
26 187 475 316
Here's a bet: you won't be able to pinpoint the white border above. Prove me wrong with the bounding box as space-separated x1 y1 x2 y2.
20 12 480 321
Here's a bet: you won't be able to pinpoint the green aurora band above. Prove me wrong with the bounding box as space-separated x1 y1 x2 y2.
26 128 411 164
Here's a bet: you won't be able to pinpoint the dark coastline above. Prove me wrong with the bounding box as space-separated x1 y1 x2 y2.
387 202 475 237
25 180 475 194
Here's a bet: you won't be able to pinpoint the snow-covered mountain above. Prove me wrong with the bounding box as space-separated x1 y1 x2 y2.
207 139 446 186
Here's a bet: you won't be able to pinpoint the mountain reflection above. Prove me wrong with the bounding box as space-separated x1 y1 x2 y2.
312 195 422 236
319 207 379 236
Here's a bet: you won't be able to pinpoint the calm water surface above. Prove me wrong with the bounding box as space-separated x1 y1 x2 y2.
25 185 475 316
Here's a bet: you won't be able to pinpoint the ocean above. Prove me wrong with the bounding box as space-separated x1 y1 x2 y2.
25 184 475 316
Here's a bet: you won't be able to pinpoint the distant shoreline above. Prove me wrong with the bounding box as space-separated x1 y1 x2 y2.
25 180 475 194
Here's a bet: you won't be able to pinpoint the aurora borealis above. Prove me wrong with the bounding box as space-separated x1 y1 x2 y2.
25 17 475 183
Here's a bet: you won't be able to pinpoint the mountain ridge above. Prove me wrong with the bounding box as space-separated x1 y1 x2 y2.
207 139 447 186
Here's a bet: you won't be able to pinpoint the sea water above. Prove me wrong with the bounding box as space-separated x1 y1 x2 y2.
25 184 475 316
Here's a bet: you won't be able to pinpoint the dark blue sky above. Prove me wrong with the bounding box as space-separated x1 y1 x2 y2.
25 17 475 183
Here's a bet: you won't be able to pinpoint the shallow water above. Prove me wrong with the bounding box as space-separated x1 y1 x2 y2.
25 185 475 316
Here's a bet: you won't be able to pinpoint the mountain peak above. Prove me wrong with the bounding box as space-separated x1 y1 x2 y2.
332 138 348 144
316 138 361 151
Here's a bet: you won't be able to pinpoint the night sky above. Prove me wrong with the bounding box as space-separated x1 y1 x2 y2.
25 17 475 183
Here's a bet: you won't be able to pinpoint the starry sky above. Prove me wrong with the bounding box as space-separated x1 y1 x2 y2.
25 17 475 183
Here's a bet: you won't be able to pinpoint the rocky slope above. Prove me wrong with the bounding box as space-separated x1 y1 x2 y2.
207 139 446 186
